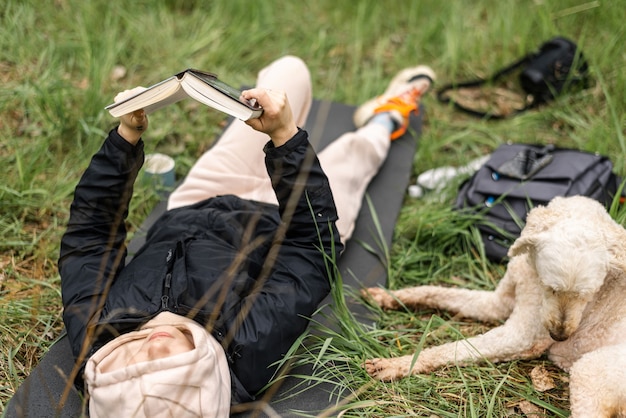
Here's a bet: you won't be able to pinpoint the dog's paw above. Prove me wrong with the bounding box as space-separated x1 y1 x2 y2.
364 357 410 381
360 287 400 310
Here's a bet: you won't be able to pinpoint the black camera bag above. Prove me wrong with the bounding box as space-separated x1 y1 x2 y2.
438 37 590 119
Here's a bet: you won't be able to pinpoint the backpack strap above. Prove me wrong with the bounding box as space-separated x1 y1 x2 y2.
437 37 589 120
436 54 534 120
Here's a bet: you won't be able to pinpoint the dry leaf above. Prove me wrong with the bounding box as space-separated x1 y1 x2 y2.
530 365 556 392
110 65 127 81
517 400 544 416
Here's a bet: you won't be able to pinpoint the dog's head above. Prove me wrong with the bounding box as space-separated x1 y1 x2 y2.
508 196 621 341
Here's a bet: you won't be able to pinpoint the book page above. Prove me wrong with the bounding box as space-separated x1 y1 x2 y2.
187 71 261 111
181 79 250 120
106 77 183 117
181 74 262 120
140 88 188 115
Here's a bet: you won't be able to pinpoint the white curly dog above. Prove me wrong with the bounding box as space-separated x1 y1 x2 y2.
363 196 626 418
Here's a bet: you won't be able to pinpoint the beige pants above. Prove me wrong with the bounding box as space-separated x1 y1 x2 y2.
167 56 391 244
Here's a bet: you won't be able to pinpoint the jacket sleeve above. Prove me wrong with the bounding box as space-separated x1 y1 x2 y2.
226 129 344 395
58 128 144 359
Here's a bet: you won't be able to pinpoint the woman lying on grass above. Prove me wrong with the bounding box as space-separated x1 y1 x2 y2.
59 55 434 417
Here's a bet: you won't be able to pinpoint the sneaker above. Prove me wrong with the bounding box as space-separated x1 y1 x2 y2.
354 66 436 140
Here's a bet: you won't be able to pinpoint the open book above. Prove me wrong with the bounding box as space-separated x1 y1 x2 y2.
105 69 263 121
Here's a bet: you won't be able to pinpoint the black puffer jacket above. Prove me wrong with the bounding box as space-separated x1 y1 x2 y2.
58 127 343 403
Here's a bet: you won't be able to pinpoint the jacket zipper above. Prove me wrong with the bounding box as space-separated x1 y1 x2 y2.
162 248 174 310
161 273 172 309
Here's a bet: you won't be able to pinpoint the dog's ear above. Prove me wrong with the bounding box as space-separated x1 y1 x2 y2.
508 234 537 257
523 205 555 235
509 205 552 258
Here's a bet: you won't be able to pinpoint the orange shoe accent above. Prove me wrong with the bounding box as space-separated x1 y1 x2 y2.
373 87 422 140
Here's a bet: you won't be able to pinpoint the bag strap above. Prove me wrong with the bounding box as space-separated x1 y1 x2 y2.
437 54 535 120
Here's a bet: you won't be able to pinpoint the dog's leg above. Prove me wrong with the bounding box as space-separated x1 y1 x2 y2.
363 270 516 323
568 344 626 418
365 302 553 381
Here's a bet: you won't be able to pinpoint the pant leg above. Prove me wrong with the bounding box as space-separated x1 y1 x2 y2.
317 123 391 243
168 55 313 209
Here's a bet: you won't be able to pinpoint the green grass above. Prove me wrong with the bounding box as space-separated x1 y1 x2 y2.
2 0 625 415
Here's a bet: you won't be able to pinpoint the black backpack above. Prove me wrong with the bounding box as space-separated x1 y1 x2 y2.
455 143 620 261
